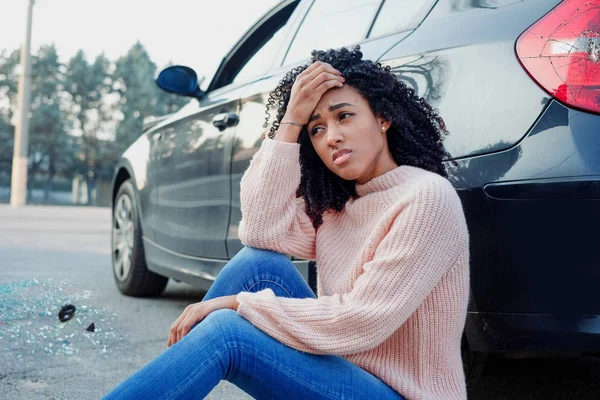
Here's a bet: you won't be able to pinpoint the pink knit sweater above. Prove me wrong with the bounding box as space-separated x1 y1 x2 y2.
236 139 470 400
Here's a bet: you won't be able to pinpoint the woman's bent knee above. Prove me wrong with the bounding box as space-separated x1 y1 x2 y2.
235 246 291 265
206 246 314 300
187 309 240 344
220 246 296 278
205 308 239 325
202 309 252 344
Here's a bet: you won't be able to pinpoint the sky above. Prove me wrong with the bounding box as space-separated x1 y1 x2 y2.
1 0 281 82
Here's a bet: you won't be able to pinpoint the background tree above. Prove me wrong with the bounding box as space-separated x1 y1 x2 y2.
0 41 187 204
0 49 20 122
65 50 113 146
0 50 18 184
0 117 14 187
0 45 72 200
113 42 187 150
65 50 115 204
27 44 72 201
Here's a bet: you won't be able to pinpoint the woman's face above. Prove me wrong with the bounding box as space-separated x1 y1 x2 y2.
306 85 397 184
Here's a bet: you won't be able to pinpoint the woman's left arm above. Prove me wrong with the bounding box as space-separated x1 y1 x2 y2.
236 177 470 355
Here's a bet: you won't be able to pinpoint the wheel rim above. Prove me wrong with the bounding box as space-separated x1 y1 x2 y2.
113 193 135 282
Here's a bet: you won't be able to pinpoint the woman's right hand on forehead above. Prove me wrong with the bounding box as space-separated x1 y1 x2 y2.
282 61 345 127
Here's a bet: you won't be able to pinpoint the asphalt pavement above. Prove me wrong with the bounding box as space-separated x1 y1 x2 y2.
2 205 600 399
0 205 250 399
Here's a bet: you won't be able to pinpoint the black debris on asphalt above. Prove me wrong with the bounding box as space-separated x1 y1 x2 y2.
58 304 76 322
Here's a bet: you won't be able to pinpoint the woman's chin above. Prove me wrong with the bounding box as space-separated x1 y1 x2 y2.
330 167 362 182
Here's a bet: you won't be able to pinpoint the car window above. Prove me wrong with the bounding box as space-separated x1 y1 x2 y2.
368 0 437 39
283 0 383 66
233 25 288 84
207 1 299 92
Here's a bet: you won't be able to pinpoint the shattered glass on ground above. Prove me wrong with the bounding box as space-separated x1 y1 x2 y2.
0 278 126 359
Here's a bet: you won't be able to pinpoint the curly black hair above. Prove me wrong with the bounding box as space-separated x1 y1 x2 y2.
263 46 456 228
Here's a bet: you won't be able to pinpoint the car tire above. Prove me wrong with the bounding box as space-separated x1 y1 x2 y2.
112 179 168 297
462 334 487 388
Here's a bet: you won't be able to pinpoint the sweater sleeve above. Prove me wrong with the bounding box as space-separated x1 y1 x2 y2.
238 138 316 260
236 177 469 355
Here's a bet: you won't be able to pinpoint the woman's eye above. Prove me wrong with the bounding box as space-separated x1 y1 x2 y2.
310 126 324 135
309 114 352 135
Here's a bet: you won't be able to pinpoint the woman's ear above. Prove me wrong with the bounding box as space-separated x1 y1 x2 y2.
378 117 392 133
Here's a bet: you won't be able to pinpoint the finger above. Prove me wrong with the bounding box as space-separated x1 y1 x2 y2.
314 79 344 97
177 312 199 342
172 306 190 328
169 322 180 347
308 72 344 90
177 315 198 342
311 61 342 76
305 63 342 83
298 61 324 77
292 71 342 102
297 62 331 84
181 319 195 340
293 65 318 86
168 326 177 347
168 307 190 347
176 320 186 342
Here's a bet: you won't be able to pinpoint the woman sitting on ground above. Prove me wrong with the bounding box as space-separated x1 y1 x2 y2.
104 46 470 400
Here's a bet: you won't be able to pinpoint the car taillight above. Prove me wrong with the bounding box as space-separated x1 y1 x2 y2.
516 0 600 114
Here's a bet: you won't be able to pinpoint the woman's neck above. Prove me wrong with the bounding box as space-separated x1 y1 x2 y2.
356 153 398 185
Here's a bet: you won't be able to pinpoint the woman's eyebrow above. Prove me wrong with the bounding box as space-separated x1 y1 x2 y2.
309 103 355 123
329 102 354 112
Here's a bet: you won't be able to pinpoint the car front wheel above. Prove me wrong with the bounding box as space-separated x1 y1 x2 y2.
112 179 168 296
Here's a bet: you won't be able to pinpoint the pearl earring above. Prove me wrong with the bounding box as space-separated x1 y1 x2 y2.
381 126 385 131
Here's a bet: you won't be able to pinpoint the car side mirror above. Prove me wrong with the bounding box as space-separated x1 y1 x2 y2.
156 65 205 100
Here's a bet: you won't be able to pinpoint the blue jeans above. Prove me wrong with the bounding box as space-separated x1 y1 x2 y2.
103 247 404 399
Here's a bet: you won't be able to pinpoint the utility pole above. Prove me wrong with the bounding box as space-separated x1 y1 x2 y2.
10 0 35 207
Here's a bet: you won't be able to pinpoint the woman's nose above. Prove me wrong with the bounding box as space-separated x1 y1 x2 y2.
326 126 344 146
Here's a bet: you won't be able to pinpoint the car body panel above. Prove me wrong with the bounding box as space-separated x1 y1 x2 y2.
143 236 229 291
451 101 600 322
154 89 242 260
112 131 162 241
379 0 561 159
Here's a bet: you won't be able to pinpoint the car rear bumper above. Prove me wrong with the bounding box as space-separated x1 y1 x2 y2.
466 312 600 353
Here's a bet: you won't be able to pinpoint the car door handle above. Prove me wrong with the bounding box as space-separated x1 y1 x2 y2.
212 113 239 130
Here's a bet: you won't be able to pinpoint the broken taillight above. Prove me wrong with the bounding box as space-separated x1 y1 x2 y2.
516 0 600 114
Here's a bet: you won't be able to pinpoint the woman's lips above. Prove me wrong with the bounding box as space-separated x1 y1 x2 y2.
333 150 352 165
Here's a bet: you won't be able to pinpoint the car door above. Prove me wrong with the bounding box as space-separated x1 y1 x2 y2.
154 0 304 260
227 0 434 256
154 92 242 260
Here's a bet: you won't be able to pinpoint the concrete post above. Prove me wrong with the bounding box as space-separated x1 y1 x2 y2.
10 0 35 207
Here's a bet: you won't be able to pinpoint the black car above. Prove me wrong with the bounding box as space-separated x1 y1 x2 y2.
110 0 600 379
